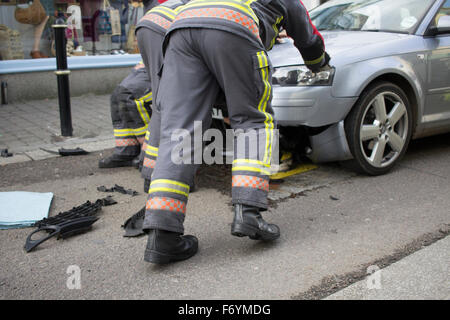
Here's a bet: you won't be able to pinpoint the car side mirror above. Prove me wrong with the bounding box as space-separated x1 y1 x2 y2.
426 15 450 36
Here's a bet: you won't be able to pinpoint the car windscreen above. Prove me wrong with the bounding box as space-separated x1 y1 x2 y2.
310 0 434 34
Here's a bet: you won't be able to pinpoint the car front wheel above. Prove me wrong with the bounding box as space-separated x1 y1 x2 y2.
344 81 413 176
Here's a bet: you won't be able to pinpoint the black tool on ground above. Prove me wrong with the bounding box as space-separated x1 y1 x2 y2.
40 147 89 156
1 149 13 158
24 196 117 253
122 206 146 237
97 184 139 196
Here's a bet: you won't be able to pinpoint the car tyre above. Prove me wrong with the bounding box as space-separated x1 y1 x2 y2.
344 81 413 176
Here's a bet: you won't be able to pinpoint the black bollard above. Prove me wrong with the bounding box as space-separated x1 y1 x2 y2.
52 23 73 137
1 81 7 105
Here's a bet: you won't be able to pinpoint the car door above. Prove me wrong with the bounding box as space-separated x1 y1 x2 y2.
423 0 450 132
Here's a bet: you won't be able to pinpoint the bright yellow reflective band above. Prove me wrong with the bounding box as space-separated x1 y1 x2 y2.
114 132 134 137
145 150 158 157
263 53 274 165
145 146 158 156
147 145 158 152
233 159 271 168
114 126 147 133
149 179 190 196
148 187 189 197
142 92 153 103
114 126 147 137
134 129 148 136
256 51 274 165
151 7 176 20
232 166 271 176
135 100 149 125
173 5 185 13
181 0 259 25
114 128 134 133
137 91 152 104
269 16 283 50
257 52 269 164
134 126 148 135
305 53 325 65
141 99 151 125
151 179 190 190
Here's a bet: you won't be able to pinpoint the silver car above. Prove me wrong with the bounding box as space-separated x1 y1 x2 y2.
268 0 450 175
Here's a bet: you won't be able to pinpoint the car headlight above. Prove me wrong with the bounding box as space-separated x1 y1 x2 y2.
272 66 335 86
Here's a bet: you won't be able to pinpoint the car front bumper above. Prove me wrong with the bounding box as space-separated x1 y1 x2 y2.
271 86 357 127
211 85 358 163
271 85 357 163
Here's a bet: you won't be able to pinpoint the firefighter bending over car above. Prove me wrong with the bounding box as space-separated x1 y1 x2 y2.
121 0 179 237
136 0 330 264
136 0 185 193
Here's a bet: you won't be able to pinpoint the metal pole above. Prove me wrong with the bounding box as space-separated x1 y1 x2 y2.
1 81 7 105
52 23 73 137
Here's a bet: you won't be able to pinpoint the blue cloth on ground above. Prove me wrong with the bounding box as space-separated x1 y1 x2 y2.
0 192 54 229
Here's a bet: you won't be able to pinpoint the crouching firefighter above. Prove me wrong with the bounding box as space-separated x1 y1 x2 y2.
142 0 331 264
99 0 158 169
99 63 153 168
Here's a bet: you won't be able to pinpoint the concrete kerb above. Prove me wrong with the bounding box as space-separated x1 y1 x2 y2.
0 136 114 166
324 235 450 300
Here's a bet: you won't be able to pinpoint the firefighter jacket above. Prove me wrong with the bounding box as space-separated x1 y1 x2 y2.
167 0 328 71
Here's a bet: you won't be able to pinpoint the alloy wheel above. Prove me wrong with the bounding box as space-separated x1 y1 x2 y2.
359 91 409 168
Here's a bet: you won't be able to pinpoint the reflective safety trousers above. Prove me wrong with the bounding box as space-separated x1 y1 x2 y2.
111 65 152 158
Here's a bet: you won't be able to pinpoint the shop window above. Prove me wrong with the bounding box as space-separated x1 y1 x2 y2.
0 0 145 61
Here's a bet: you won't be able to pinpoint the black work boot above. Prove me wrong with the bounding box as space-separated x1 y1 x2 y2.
144 229 198 264
98 154 138 168
231 204 280 241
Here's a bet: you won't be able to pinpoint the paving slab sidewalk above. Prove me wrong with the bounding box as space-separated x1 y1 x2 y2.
325 236 450 300
0 94 114 165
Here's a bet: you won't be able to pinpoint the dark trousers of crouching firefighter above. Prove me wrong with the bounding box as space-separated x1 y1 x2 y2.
142 29 280 263
136 28 164 183
100 65 153 168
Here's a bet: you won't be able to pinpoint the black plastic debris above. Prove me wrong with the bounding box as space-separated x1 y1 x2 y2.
59 147 89 156
329 195 339 201
122 206 146 237
1 149 13 158
24 196 117 253
97 184 139 196
97 196 118 207
269 178 284 184
40 147 89 156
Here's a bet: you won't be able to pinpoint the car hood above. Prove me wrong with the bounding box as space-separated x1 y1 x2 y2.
269 30 413 68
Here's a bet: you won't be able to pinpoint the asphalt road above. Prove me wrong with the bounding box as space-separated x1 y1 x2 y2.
0 133 449 299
